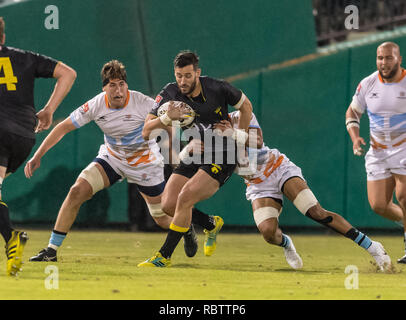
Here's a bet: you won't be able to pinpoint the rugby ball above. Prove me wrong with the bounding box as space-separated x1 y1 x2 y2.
157 101 195 127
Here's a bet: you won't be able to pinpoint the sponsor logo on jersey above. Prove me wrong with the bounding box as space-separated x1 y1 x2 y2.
155 95 163 103
214 106 223 117
397 91 406 99
97 116 107 122
210 163 222 174
370 92 379 99
79 102 89 114
355 83 361 96
123 115 136 121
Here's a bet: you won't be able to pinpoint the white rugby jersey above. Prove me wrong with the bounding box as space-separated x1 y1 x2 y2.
229 111 284 184
70 90 162 166
352 69 406 148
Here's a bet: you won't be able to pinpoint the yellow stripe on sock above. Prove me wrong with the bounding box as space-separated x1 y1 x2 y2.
169 223 189 233
0 201 7 208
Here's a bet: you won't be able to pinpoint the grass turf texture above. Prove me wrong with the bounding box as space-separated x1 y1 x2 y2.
0 229 405 300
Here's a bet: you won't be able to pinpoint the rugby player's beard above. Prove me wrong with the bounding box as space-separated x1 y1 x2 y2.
179 78 197 96
379 63 400 80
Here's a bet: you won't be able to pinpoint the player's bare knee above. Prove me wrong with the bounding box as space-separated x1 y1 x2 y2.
369 201 387 215
177 188 197 209
258 222 278 244
396 194 406 210
68 182 92 204
161 200 176 216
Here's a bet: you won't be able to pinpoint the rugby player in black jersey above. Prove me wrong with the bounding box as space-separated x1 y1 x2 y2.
0 17 76 275
138 51 252 267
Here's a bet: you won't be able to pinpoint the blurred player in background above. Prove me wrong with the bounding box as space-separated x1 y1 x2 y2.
25 60 198 262
212 111 392 272
138 51 252 267
346 41 406 264
0 17 76 275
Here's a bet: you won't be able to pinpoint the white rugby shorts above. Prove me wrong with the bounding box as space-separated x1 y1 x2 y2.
365 146 406 181
96 144 165 186
245 150 305 202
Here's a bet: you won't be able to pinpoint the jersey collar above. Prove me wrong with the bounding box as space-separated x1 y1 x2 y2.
378 68 406 83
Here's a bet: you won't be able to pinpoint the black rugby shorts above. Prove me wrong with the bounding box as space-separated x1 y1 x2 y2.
0 129 35 173
173 161 236 186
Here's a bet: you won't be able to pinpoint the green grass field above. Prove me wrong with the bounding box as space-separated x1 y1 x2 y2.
0 229 405 300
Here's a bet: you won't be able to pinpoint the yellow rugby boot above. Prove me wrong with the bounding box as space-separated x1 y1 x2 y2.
137 252 171 268
5 231 29 276
203 216 224 256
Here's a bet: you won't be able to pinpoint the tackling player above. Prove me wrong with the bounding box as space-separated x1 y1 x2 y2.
0 17 76 275
138 51 252 267
25 60 197 262
346 42 406 264
213 111 392 272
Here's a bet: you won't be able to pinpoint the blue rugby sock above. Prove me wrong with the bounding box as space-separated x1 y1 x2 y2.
345 228 372 249
278 234 290 248
48 230 67 250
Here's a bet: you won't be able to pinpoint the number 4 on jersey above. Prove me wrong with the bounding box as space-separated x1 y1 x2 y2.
0 57 18 91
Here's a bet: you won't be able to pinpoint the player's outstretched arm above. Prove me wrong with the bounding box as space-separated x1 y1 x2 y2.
142 114 168 140
345 105 365 156
24 117 77 178
35 62 77 133
236 97 253 131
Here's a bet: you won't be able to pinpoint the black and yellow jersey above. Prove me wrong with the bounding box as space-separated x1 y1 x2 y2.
151 76 242 125
0 46 58 138
151 76 245 164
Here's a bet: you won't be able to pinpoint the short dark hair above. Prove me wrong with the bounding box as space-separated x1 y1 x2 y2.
174 51 199 70
101 60 127 86
0 17 5 42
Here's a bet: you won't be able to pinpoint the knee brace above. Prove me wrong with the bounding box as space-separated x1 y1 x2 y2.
293 189 318 214
78 163 105 195
147 203 167 218
253 206 281 226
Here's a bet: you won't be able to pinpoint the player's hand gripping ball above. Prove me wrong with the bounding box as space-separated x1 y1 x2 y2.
157 101 195 127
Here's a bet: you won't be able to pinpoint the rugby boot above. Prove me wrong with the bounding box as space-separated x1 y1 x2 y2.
369 241 392 272
183 224 198 257
5 231 29 276
203 216 224 256
29 247 57 262
397 254 406 264
283 235 303 270
138 252 171 268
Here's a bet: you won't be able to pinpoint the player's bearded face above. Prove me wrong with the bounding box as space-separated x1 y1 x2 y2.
175 65 201 96
103 79 128 108
377 47 402 81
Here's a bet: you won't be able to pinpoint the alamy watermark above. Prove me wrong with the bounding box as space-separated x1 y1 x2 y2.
44 5 59 30
344 5 359 30
44 265 59 290
344 265 359 290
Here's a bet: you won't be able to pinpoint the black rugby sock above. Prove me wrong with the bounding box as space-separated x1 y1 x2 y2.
191 208 215 230
159 229 184 259
0 201 13 243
